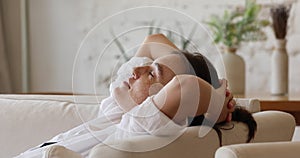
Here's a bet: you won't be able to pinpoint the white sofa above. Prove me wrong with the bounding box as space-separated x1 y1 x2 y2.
215 141 300 158
0 94 296 158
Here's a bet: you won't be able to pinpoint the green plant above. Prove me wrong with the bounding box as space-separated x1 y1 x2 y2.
206 0 269 49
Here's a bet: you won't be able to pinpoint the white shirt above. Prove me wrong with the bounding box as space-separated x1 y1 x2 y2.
17 57 187 158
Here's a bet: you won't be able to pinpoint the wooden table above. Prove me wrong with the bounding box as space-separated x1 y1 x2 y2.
236 93 300 125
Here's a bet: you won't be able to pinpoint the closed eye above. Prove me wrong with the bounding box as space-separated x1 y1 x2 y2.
149 71 155 77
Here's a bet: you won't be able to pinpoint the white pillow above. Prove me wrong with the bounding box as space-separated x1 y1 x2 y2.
235 98 260 113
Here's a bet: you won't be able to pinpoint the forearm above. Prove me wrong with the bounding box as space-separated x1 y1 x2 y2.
135 34 179 60
153 75 219 124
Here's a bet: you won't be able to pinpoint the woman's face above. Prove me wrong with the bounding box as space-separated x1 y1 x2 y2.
113 54 189 109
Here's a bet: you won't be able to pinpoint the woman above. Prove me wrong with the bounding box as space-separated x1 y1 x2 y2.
113 34 255 142
16 34 241 158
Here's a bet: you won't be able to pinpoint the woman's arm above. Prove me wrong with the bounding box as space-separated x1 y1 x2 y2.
135 34 179 60
153 75 233 124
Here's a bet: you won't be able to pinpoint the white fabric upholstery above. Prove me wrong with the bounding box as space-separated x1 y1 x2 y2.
88 110 295 158
234 98 260 113
252 110 296 142
44 145 82 158
215 141 300 158
0 95 99 158
0 95 295 158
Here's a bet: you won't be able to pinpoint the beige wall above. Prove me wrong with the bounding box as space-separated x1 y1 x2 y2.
1 0 22 93
1 0 299 94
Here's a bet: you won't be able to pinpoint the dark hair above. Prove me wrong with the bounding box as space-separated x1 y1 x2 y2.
181 52 220 88
181 51 257 145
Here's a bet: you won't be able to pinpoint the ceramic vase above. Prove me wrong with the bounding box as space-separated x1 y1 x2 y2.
271 39 288 95
216 48 245 95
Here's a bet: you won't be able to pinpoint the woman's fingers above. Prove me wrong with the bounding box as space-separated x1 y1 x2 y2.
226 89 231 97
228 99 236 110
226 113 232 122
225 89 235 122
216 79 236 123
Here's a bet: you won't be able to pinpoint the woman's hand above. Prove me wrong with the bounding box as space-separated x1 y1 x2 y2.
215 79 236 123
225 89 236 122
153 75 236 125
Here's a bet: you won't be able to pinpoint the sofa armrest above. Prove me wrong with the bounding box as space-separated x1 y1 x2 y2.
215 141 300 158
251 110 296 142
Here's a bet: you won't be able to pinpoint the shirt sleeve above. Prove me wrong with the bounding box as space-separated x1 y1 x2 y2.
116 96 188 138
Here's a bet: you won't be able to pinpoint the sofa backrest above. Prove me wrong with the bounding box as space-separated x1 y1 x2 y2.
0 95 295 158
0 95 100 158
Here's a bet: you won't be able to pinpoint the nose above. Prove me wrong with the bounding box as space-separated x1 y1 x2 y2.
132 66 148 79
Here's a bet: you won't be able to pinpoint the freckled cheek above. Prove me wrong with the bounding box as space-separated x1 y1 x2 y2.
130 81 151 104
135 85 150 97
134 80 151 92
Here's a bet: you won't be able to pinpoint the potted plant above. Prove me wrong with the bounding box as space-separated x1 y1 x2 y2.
206 0 269 94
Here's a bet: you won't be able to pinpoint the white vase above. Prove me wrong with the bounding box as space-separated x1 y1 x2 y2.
215 48 245 95
271 39 288 95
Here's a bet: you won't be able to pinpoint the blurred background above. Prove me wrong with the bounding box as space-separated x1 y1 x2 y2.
0 0 299 95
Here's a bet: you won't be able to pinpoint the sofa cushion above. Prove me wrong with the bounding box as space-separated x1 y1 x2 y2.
89 126 221 158
44 145 82 158
0 95 99 158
